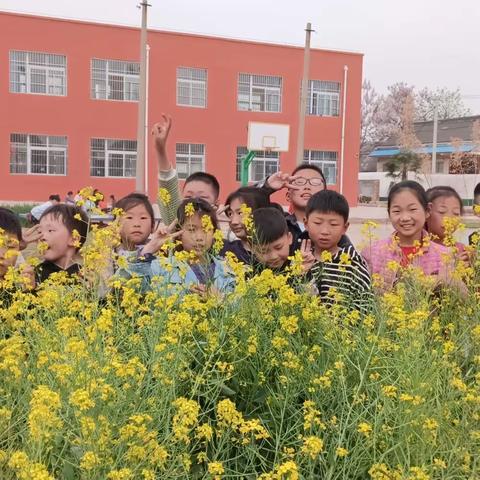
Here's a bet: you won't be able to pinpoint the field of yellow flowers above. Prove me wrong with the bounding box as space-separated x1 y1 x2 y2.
1 218 480 479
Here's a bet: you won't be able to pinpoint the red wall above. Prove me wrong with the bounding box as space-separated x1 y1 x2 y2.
0 12 362 205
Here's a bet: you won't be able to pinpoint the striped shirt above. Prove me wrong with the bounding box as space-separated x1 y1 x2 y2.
310 245 372 312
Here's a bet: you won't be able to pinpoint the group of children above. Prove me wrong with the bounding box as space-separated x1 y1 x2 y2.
0 115 477 311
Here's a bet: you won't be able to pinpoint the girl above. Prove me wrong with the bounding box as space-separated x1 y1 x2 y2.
361 181 453 290
221 187 272 264
425 186 469 259
118 199 234 294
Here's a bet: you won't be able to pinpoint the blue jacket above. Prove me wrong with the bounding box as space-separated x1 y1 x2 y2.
116 253 236 295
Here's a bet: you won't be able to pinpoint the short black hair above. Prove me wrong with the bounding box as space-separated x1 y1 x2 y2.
115 193 155 229
49 194 61 202
253 207 288 245
185 172 220 201
67 191 73 196
225 187 271 214
306 190 349 222
291 163 326 187
0 208 22 242
40 204 89 249
387 181 428 213
177 198 219 230
426 185 464 214
474 182 480 200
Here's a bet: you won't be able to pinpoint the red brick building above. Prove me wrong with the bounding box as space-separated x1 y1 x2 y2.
1 12 363 205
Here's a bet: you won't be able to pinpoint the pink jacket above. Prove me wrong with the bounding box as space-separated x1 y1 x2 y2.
361 232 452 289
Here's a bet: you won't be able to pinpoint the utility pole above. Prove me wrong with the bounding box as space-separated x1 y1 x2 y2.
296 23 313 165
135 0 151 193
431 104 438 174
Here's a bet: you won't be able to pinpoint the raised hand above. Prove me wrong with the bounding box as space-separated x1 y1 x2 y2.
265 171 301 191
300 239 315 273
21 224 42 250
142 220 183 255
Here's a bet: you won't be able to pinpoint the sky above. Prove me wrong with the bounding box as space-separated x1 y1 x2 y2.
2 0 480 113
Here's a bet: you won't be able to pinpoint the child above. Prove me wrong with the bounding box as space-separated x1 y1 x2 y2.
152 115 221 224
221 187 272 264
36 204 88 284
304 191 371 311
250 207 296 271
425 186 468 261
115 193 156 258
0 208 27 280
361 181 452 291
257 163 352 250
118 199 234 295
469 182 480 245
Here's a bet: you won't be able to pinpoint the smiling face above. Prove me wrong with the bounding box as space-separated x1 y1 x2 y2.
119 203 153 248
287 168 326 211
305 211 348 254
388 189 428 245
252 231 292 269
426 195 462 242
39 214 76 267
226 198 248 241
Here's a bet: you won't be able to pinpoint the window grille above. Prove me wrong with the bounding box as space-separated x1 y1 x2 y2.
91 58 140 101
90 138 137 177
10 133 67 175
175 143 206 179
236 146 280 182
177 67 207 107
307 80 340 117
10 50 66 96
238 73 282 112
303 150 338 184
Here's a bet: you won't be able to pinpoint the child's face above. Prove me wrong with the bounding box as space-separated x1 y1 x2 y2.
388 190 428 242
305 211 348 252
226 198 247 241
427 196 462 241
183 180 217 207
252 232 292 269
39 214 76 264
0 233 20 278
287 168 326 211
119 204 153 247
181 213 214 257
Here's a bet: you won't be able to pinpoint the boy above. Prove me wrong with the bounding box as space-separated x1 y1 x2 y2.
152 115 221 224
257 164 351 250
304 190 372 312
36 204 88 284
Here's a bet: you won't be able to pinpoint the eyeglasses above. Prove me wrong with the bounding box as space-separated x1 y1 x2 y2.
291 177 325 187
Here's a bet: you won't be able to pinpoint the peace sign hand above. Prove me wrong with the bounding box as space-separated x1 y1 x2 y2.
299 239 315 273
142 220 183 255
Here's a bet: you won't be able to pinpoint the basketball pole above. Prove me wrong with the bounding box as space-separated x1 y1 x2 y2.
296 23 313 166
240 151 256 186
135 1 151 193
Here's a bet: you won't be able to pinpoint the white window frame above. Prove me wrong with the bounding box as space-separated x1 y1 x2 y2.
236 147 280 182
9 50 67 96
10 133 67 176
91 58 140 102
90 138 137 178
303 150 338 185
176 67 207 108
237 73 282 113
307 80 341 117
175 143 206 179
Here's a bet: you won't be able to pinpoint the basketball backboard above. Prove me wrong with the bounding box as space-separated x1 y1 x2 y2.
247 122 290 152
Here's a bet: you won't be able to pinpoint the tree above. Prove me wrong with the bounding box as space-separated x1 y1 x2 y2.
415 87 471 121
384 151 422 181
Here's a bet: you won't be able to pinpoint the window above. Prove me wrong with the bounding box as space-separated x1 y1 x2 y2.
177 67 207 107
9 50 66 96
236 147 280 182
10 134 67 175
238 73 282 112
308 80 340 117
90 139 137 177
91 59 140 101
176 144 205 179
303 150 338 184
